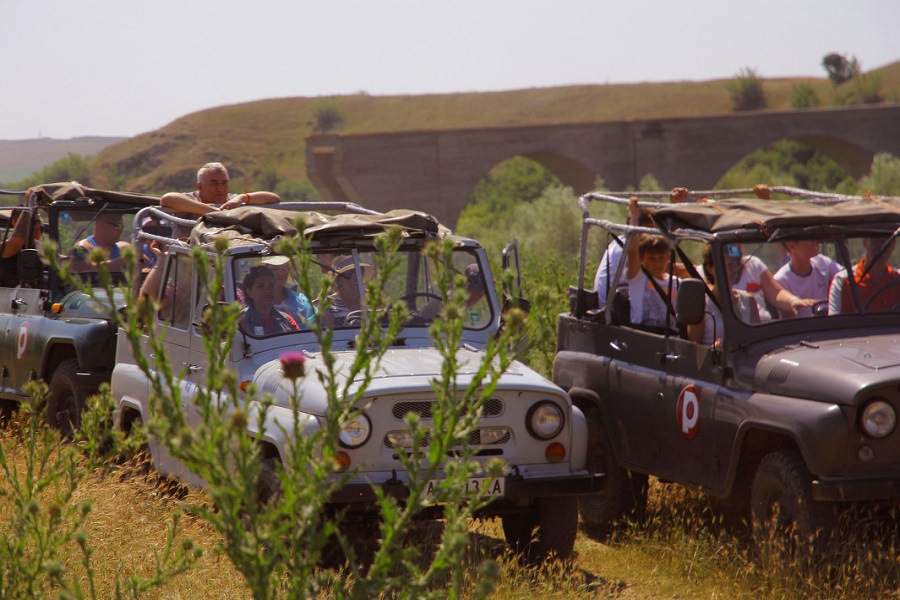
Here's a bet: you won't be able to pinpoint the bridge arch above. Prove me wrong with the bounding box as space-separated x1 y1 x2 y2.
307 105 900 226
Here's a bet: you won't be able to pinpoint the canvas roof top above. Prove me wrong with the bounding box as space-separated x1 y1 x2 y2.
652 196 900 235
24 182 160 208
189 205 452 249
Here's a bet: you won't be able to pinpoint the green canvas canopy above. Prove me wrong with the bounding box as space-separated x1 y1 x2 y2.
25 182 160 208
653 196 900 235
189 205 452 248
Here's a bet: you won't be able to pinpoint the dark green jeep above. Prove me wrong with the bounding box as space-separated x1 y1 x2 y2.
0 182 158 434
555 187 900 541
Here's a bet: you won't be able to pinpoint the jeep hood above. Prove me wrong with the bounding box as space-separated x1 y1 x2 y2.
754 334 900 405
258 346 563 415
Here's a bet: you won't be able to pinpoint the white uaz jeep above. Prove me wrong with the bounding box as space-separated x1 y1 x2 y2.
112 202 601 562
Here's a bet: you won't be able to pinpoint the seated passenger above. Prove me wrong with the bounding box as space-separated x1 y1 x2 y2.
0 209 42 287
773 240 840 318
687 245 758 346
594 204 654 307
68 214 132 273
828 236 900 314
259 255 315 326
624 198 680 329
418 263 488 327
322 255 375 328
722 244 814 321
239 266 300 336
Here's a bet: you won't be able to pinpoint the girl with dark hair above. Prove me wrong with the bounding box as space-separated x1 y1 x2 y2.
240 266 300 336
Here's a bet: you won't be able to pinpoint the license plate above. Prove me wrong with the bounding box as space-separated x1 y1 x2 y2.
425 476 505 498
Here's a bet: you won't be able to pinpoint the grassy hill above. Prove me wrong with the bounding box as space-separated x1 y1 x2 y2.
77 61 900 193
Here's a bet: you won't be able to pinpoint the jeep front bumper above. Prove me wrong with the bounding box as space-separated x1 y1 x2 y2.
330 471 604 504
812 477 900 502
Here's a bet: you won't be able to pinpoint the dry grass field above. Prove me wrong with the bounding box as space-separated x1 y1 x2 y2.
2 418 896 599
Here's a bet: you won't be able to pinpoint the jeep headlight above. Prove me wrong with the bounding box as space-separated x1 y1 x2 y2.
860 400 896 439
339 414 371 448
526 401 564 440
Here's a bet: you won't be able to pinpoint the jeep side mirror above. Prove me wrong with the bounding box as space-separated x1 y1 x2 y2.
16 248 43 284
676 278 706 326
194 302 233 337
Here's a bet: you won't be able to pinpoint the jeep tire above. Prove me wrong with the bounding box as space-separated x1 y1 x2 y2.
578 419 648 538
750 449 834 547
502 495 578 564
46 359 88 438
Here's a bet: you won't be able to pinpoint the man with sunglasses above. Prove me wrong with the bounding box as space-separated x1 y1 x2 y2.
68 214 132 273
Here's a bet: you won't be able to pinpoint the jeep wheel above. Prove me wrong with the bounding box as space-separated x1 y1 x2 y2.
502 495 578 564
257 458 282 506
578 419 648 539
750 449 834 548
46 359 89 438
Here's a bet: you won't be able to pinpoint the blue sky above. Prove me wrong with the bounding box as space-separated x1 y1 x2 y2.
1 0 897 140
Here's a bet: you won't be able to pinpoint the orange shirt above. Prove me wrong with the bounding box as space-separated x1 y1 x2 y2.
839 259 900 313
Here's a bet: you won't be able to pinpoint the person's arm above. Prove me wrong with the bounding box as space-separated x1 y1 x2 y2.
219 191 281 210
760 269 813 317
161 192 220 215
624 197 642 280
0 213 35 258
139 244 165 298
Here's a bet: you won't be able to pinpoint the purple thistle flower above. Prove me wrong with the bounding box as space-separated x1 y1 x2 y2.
280 351 307 380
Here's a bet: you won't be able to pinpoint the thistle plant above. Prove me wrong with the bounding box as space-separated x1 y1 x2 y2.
44 216 525 599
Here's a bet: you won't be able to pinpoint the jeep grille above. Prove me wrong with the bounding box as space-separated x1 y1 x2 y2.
391 398 504 419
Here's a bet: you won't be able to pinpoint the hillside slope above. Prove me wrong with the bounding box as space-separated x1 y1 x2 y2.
89 63 900 194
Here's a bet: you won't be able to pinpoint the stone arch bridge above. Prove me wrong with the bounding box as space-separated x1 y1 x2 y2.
307 105 900 227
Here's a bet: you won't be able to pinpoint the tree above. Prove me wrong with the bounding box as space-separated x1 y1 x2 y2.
726 68 766 111
822 53 861 85
308 99 345 134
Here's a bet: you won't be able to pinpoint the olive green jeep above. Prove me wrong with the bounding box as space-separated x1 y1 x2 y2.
555 186 900 541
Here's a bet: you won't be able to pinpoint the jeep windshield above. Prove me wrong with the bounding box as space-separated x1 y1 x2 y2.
720 230 900 326
231 246 493 337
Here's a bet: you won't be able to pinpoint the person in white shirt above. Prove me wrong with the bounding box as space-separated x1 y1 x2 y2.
774 240 840 318
594 204 655 308
722 244 814 321
623 198 680 329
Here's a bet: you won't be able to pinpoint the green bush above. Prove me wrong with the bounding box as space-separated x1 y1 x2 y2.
790 83 820 109
714 140 850 191
726 68 766 112
274 179 320 202
834 72 884 106
858 153 900 195
308 99 345 134
14 153 93 189
456 156 560 235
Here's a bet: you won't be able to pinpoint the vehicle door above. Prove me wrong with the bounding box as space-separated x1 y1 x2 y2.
601 238 722 482
150 249 204 485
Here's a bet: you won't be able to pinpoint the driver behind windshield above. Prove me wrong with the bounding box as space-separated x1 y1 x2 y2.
774 240 840 318
68 214 132 273
321 255 375 328
828 235 900 314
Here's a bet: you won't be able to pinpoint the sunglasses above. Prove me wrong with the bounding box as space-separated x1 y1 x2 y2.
725 246 742 259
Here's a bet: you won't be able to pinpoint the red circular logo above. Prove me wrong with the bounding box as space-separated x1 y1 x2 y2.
676 385 700 440
16 322 29 360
